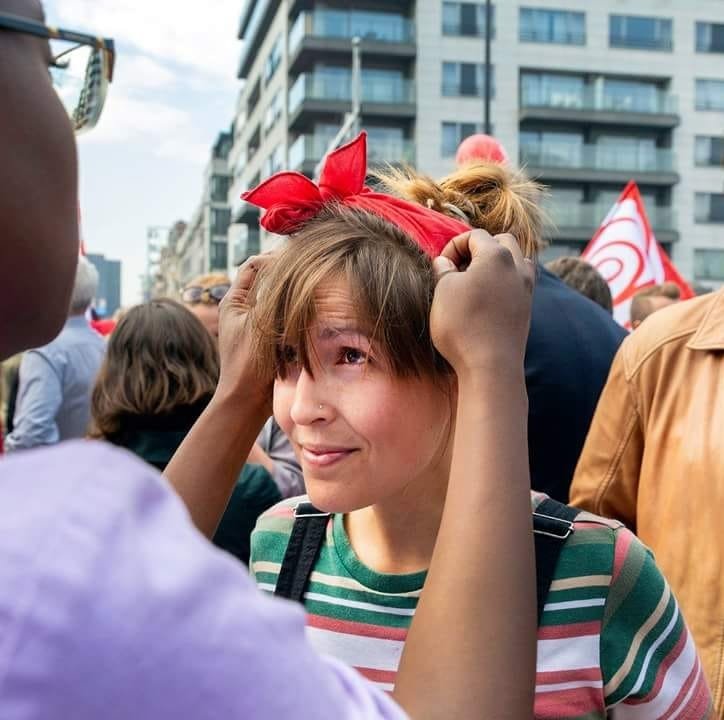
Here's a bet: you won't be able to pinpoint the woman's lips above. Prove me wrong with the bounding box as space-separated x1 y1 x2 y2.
301 446 357 468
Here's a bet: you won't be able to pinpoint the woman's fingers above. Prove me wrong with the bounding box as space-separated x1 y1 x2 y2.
222 254 274 312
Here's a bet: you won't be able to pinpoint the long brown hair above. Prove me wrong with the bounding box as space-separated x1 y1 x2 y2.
251 163 545 383
89 299 219 439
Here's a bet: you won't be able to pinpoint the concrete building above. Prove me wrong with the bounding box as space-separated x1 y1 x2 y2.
177 130 234 286
229 1 724 286
86 253 122 317
152 221 188 299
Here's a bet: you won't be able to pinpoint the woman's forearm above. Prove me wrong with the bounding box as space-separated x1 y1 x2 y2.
164 391 269 538
395 365 536 720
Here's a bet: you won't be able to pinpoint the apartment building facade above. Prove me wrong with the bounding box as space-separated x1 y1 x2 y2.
229 0 724 286
176 130 234 287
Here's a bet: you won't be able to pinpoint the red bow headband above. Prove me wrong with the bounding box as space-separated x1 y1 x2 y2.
241 132 470 258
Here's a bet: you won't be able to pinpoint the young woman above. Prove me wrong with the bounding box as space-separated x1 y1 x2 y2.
242 135 710 719
88 299 281 565
164 133 710 718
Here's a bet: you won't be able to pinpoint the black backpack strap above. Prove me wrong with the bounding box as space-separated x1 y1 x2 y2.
274 501 331 603
533 498 580 625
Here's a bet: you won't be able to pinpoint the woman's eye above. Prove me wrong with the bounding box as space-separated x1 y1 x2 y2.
341 347 367 365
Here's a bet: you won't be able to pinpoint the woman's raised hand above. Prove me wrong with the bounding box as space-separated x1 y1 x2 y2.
216 253 274 413
429 229 535 376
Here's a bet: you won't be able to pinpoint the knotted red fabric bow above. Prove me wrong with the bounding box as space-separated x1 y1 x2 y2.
241 132 470 258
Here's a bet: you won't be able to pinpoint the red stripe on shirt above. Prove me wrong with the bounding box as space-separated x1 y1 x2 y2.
537 620 601 640
535 684 605 718
307 613 409 642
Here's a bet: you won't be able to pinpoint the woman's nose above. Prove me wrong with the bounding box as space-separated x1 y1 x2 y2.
289 367 333 426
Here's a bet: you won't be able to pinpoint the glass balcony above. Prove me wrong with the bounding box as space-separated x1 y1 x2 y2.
548 202 676 232
289 134 415 171
520 141 674 173
290 9 414 54
521 76 678 115
289 71 415 114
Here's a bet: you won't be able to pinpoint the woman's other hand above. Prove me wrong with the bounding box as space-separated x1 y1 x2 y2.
216 254 274 414
430 229 534 376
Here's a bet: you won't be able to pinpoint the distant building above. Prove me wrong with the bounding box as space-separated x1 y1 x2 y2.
229 0 724 287
153 220 188 299
86 253 121 317
176 131 233 286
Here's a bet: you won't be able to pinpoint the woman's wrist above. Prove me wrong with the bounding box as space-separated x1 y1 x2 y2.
210 381 271 427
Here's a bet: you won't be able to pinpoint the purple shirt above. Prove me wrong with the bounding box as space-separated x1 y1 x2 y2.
0 441 405 719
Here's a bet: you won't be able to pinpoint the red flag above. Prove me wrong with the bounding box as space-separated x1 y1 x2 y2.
582 181 693 328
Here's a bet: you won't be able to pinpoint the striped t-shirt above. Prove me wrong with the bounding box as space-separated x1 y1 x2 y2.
250 493 713 719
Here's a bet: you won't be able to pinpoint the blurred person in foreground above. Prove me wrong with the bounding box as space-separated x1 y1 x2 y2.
571 287 724 713
182 271 304 499
5 256 105 451
630 282 681 329
88 298 282 565
545 255 613 314
0 2 540 717
453 136 627 502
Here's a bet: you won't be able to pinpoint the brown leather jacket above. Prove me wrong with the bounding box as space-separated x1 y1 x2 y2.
571 289 724 715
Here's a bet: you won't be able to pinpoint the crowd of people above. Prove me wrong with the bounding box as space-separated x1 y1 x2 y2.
1 1 722 718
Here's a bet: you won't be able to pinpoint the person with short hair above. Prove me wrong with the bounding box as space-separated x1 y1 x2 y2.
184 135 711 719
630 282 681 329
6 256 105 450
181 272 231 339
545 256 613 313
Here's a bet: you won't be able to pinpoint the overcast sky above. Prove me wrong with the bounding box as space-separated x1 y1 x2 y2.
45 0 244 305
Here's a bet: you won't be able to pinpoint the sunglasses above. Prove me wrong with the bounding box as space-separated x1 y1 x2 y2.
0 12 115 134
182 285 231 305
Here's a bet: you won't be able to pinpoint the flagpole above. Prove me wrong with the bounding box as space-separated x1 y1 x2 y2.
483 0 492 134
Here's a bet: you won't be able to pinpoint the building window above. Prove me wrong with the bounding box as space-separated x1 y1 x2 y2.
264 35 282 85
695 249 724 280
695 136 724 167
442 121 483 156
263 89 283 134
263 144 285 178
603 78 662 113
696 79 724 111
210 241 228 271
519 8 585 45
442 62 494 97
609 15 672 51
211 208 231 237
520 72 585 109
519 130 584 167
442 2 495 37
695 193 724 223
210 175 231 203
311 9 413 43
696 22 724 53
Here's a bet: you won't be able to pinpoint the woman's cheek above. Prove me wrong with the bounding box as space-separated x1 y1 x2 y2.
272 379 294 432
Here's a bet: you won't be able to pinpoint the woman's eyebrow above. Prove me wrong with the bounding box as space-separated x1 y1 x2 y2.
317 325 371 341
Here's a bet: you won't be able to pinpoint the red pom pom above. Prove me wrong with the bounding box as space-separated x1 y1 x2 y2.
455 134 508 166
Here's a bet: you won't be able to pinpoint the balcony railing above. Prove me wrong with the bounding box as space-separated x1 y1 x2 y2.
609 33 673 51
290 10 414 54
548 202 676 232
290 134 415 171
289 71 414 114
521 83 678 115
521 142 675 173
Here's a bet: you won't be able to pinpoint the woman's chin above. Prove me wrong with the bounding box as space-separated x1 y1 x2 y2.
305 484 371 515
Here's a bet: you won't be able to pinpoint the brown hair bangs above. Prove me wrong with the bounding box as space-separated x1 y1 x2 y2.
89 299 219 439
251 205 451 382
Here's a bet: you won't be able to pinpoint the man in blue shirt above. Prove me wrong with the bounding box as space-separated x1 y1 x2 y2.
6 257 105 450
